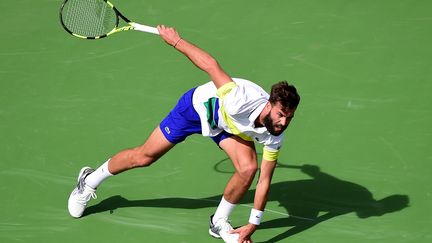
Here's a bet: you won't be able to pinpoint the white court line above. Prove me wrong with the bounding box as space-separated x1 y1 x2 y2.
181 196 316 221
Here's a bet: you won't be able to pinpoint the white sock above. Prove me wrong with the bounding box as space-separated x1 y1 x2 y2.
84 159 113 189
213 196 237 224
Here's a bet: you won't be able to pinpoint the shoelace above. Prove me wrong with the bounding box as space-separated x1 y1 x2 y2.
216 217 234 232
76 187 97 204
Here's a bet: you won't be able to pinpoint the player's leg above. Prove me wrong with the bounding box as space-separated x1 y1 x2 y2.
209 135 257 239
68 87 200 218
219 136 258 203
68 126 175 218
107 126 175 174
83 126 175 189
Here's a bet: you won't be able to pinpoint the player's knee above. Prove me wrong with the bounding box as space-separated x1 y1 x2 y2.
238 163 258 182
130 150 157 168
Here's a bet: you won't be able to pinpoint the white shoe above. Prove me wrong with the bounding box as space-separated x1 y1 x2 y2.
209 215 239 243
220 228 239 243
68 167 97 218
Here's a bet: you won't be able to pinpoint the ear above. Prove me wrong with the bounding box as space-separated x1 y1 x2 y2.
263 102 272 113
265 101 272 109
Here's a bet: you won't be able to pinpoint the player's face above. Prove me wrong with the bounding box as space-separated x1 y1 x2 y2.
264 102 296 136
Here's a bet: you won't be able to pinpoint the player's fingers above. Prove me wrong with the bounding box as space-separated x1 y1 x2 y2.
156 25 164 32
158 25 176 36
166 26 176 33
238 236 249 243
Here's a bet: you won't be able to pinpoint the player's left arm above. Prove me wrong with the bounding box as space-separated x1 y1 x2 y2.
253 158 277 210
231 158 277 242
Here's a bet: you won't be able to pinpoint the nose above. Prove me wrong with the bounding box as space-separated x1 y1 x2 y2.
280 117 287 126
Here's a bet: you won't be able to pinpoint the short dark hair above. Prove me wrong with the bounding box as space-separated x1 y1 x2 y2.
268 81 300 110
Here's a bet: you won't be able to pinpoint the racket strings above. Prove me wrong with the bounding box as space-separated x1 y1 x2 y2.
62 0 117 37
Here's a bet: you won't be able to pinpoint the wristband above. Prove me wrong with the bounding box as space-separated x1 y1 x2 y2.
248 208 264 225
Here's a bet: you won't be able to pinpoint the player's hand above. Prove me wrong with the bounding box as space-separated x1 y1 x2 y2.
230 223 256 243
157 25 182 47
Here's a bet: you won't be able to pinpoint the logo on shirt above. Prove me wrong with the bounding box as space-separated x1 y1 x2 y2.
164 126 171 134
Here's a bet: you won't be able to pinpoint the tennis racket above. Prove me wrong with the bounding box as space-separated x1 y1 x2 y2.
60 0 159 39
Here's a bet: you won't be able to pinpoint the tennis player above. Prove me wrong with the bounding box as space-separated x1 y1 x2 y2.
68 25 300 243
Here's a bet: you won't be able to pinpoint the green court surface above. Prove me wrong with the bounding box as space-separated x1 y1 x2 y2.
1 0 431 242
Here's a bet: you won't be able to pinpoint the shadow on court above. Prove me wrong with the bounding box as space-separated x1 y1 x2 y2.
84 164 409 242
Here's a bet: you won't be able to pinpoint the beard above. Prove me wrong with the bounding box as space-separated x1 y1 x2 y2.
263 113 286 136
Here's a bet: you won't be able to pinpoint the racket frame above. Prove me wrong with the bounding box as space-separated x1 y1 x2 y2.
60 0 159 40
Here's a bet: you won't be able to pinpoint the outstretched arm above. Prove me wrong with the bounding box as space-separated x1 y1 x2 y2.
157 25 232 89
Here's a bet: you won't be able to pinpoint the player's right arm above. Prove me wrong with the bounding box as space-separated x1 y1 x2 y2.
157 25 232 89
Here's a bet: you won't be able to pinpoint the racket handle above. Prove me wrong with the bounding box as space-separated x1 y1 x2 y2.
131 23 160 35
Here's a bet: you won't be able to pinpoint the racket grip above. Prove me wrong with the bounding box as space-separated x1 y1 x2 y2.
131 23 160 35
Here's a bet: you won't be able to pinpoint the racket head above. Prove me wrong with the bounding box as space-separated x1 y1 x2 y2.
60 0 119 39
